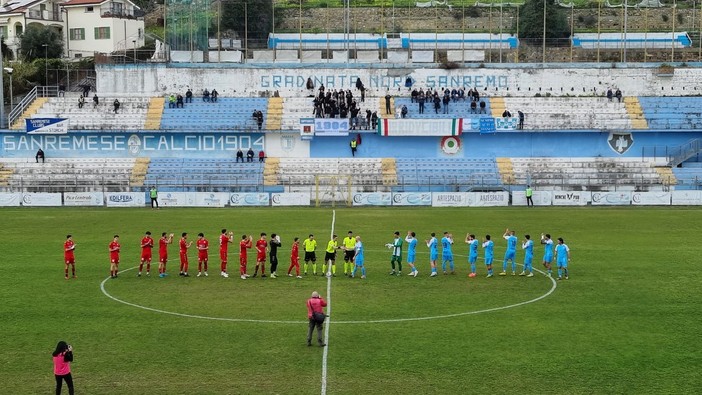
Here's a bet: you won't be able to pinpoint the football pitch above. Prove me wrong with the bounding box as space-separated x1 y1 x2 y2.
1 206 700 394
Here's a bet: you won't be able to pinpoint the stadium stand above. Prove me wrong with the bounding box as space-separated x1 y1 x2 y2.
279 97 381 131
159 98 268 131
11 97 48 130
393 158 502 192
264 158 386 188
30 94 150 130
672 162 702 190
394 96 491 119
638 97 702 130
506 157 667 191
143 158 264 192
495 97 632 130
0 158 137 192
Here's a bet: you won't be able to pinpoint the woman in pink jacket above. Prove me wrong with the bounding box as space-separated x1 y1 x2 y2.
52 341 74 395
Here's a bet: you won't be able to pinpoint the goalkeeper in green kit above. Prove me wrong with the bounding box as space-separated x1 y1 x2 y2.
386 231 403 276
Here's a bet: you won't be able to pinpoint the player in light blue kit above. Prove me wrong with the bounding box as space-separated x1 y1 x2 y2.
465 233 479 278
520 234 534 277
405 231 419 277
482 234 494 278
440 232 455 275
500 229 518 276
351 236 366 279
426 233 439 277
541 233 554 277
555 237 570 280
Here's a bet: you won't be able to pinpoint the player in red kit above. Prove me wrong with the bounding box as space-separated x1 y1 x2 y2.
179 232 193 277
239 234 253 279
64 234 76 280
158 232 174 278
196 233 209 277
109 235 120 278
219 229 234 278
287 237 302 278
254 233 268 278
138 231 154 277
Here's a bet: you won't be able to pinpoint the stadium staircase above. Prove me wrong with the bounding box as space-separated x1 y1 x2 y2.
266 97 283 130
393 158 502 192
381 158 398 186
0 158 136 192
11 97 48 130
144 97 165 130
144 158 264 192
638 97 702 130
0 164 12 186
159 98 268 131
500 97 631 130
130 158 150 188
623 97 649 129
380 97 394 118
490 97 505 118
31 94 150 130
509 157 667 191
496 158 515 184
263 158 280 186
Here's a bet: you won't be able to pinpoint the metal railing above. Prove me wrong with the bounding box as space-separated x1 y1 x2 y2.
642 139 702 166
8 86 59 127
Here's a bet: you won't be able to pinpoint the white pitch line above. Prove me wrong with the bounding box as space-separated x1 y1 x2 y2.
320 209 335 395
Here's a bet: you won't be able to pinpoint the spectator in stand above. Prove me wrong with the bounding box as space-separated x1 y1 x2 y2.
615 89 622 103
359 85 366 102
607 88 613 102
176 94 184 108
185 88 193 103
77 95 85 109
355 78 364 91
442 92 450 114
168 94 176 108
418 91 426 114
518 111 525 129
350 107 360 129
93 94 99 108
479 100 487 114
81 84 90 97
203 89 210 102
502 109 512 118
246 148 254 162
371 111 378 129
385 93 392 114
451 88 459 103
458 88 466 101
211 89 219 103
113 99 120 114
236 149 244 163
468 88 475 101
433 95 441 114
401 105 408 118
36 148 45 163
411 88 418 103
473 89 480 102
256 110 264 130
258 150 265 162
470 100 477 114
59 84 66 97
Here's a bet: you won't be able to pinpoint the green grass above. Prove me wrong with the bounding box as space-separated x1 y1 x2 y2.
1 207 701 394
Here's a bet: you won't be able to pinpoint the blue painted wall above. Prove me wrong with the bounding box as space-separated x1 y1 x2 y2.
310 131 702 158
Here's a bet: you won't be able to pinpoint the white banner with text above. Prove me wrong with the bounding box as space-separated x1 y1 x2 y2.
21 193 62 206
106 192 146 207
63 192 104 206
271 193 309 206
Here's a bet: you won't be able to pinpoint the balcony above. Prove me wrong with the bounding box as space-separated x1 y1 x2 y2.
100 5 143 20
27 10 63 22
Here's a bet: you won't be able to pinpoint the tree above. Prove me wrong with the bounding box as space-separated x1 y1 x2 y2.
517 0 569 40
219 0 273 40
20 25 64 61
1 37 13 61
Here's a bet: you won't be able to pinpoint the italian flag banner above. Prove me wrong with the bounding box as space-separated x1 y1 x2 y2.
378 118 463 137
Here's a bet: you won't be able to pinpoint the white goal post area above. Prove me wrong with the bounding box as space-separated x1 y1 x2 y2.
314 175 353 207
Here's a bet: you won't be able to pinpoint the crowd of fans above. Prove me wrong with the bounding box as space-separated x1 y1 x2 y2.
311 84 378 130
